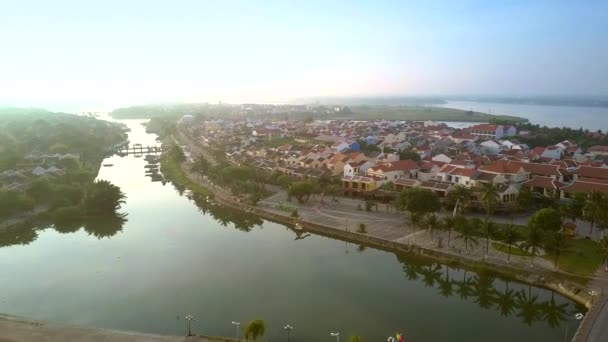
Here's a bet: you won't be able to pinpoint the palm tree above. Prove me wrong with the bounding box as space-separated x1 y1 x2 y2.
584 191 606 236
599 236 608 272
402 263 422 281
496 281 517 317
441 216 456 249
481 218 496 258
408 212 423 244
479 183 500 219
522 227 543 268
503 224 520 263
449 185 472 214
244 319 266 342
424 213 440 240
457 217 480 254
544 232 571 270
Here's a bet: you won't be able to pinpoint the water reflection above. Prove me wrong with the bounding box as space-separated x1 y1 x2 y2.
187 192 263 232
395 255 580 328
0 213 128 247
0 223 38 247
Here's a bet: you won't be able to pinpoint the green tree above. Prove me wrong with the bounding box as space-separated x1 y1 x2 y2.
522 227 543 267
26 178 53 202
544 232 571 270
0 191 35 219
349 335 362 342
288 181 314 203
441 216 456 248
424 213 440 240
584 191 607 236
496 281 517 317
502 224 520 263
516 187 534 212
528 208 561 233
457 217 480 254
399 149 421 161
244 319 266 342
448 185 472 214
541 292 569 328
481 218 496 258
479 183 500 218
82 180 126 215
598 236 608 272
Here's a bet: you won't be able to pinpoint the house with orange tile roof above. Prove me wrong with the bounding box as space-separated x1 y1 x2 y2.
469 124 517 139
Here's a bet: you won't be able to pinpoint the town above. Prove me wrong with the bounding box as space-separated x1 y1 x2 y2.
179 114 608 211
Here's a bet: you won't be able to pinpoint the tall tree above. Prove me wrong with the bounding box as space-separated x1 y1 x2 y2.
599 236 608 272
502 224 520 263
522 227 543 268
448 185 473 214
544 232 571 270
457 217 480 254
441 216 456 249
584 191 606 236
479 183 500 219
481 218 496 258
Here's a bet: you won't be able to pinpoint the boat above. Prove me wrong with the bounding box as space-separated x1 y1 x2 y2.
103 163 114 167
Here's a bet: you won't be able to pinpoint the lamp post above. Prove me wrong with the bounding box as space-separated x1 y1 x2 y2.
185 315 195 337
284 324 293 342
232 321 240 341
330 332 340 342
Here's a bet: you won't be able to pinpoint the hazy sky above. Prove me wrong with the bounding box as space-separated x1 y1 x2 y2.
1 0 607 110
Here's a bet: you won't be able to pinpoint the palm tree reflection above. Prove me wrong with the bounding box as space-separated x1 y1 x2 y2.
396 255 580 328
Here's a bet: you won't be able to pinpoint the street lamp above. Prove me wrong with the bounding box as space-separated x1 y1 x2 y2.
284 324 293 342
330 332 340 342
232 321 240 341
185 315 195 337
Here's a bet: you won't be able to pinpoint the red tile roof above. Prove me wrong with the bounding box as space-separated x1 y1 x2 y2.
479 160 525 174
576 166 608 180
561 181 608 194
521 176 564 190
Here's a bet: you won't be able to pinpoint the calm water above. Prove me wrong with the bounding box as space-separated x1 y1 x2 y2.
435 100 608 130
0 120 584 341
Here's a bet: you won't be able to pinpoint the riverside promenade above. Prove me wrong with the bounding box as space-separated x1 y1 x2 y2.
0 314 234 342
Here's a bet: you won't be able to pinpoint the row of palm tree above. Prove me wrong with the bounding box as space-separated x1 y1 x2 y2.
398 258 581 327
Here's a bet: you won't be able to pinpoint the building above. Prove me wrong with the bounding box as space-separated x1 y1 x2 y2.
469 124 517 140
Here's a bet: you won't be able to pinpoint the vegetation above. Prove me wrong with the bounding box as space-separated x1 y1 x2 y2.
83 180 126 215
399 149 421 161
288 181 315 203
243 319 266 342
357 223 367 233
340 105 527 122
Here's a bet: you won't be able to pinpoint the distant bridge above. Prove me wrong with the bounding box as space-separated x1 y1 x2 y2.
114 144 169 155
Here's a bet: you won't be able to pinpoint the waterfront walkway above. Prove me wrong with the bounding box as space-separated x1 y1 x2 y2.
0 314 233 342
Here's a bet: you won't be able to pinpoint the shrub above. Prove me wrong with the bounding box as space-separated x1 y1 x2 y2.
357 223 367 233
291 209 299 218
357 204 362 211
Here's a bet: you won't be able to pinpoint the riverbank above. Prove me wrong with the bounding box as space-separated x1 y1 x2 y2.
162 145 598 311
0 314 235 342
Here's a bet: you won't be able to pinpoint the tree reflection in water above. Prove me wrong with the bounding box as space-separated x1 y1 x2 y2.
82 213 128 239
188 193 263 232
0 223 38 247
395 254 583 328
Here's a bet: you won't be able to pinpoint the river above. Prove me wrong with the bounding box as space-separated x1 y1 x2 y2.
434 101 608 130
0 119 585 341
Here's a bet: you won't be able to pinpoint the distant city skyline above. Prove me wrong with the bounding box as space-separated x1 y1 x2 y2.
1 0 607 111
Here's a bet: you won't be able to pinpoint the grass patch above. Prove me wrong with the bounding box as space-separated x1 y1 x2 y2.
491 242 531 256
160 155 211 196
545 238 604 278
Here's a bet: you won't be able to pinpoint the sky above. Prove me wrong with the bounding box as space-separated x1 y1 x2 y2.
0 0 607 111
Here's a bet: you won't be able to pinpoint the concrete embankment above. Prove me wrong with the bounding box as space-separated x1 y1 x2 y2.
0 314 234 342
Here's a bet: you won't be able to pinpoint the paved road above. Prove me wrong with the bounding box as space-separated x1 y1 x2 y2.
0 314 231 342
